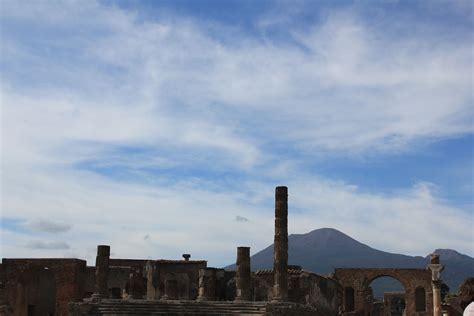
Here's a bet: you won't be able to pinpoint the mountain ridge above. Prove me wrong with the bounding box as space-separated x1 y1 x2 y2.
225 227 473 292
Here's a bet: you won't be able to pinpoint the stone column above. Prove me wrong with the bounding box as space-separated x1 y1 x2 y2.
427 254 444 316
161 279 178 300
92 245 110 299
235 246 251 301
197 268 216 301
128 268 145 300
272 186 288 302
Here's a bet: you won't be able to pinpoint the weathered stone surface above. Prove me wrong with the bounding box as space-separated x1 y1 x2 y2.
92 245 110 299
146 259 206 300
334 268 433 316
253 268 341 315
3 258 86 316
235 246 251 301
69 299 321 315
273 186 288 302
126 268 146 299
197 268 217 301
427 253 444 316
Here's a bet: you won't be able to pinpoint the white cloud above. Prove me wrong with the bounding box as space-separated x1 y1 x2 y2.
286 178 474 257
0 1 472 267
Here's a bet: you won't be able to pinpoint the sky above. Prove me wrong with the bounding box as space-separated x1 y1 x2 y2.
0 0 473 267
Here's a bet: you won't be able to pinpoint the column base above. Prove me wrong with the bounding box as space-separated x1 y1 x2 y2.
90 293 105 302
234 297 248 302
196 296 212 301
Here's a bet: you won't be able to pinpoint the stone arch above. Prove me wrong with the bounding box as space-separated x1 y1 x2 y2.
334 268 433 316
366 275 407 316
362 273 409 291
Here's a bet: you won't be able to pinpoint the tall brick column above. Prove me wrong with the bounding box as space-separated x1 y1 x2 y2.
92 245 110 299
428 254 444 316
235 246 251 301
272 186 288 302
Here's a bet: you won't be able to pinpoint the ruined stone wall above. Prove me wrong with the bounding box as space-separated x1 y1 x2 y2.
83 266 136 299
2 258 86 316
334 268 433 316
146 260 207 300
253 271 274 301
108 259 148 268
252 270 341 315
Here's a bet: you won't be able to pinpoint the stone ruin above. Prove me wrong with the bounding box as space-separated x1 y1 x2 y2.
0 186 448 316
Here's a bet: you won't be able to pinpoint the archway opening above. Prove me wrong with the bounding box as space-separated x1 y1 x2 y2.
415 286 426 312
344 287 355 312
367 276 405 316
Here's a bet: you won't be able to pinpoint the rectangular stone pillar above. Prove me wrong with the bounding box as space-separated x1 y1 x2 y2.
92 245 110 299
146 261 158 300
272 186 288 302
235 246 251 301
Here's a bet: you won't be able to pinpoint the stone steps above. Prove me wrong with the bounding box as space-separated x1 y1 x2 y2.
88 300 267 315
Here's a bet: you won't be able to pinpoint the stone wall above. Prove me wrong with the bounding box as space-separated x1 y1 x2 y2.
83 266 139 299
146 260 207 300
2 258 86 316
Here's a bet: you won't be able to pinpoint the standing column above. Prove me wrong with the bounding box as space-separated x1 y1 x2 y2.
197 268 217 301
92 245 110 300
427 253 444 316
235 246 251 301
272 186 288 302
128 268 145 300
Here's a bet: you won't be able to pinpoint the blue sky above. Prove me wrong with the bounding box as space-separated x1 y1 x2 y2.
1 0 473 266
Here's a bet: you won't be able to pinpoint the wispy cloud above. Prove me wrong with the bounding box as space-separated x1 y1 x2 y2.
235 215 250 223
26 241 70 250
1 1 472 266
29 219 72 234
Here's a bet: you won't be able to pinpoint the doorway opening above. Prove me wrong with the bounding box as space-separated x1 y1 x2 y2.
368 276 405 316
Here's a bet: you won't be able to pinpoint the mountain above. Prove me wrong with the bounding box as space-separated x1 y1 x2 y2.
430 249 474 292
225 228 473 296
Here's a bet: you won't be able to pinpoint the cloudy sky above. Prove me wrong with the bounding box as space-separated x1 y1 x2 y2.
1 0 473 267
